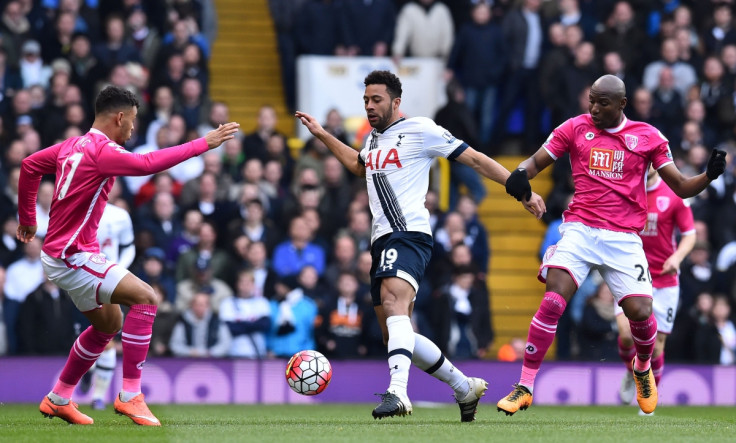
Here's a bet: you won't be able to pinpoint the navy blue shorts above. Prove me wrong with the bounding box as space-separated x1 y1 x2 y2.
369 232 433 306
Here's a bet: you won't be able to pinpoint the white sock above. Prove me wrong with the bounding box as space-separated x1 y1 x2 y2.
92 348 116 401
386 315 415 396
47 392 70 405
119 390 141 402
412 333 469 399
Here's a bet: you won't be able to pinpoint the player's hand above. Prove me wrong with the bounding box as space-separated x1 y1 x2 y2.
204 122 240 149
706 148 727 180
295 111 326 137
660 256 682 275
523 192 546 219
16 224 37 243
506 168 532 201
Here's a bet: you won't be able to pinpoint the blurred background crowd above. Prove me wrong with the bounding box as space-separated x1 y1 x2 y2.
0 0 734 367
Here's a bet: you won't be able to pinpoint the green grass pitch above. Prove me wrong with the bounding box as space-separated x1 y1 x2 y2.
1 403 734 443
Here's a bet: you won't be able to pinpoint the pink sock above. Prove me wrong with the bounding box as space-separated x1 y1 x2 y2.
651 352 665 385
53 326 117 399
519 292 567 390
121 304 157 394
630 314 657 373
618 335 636 372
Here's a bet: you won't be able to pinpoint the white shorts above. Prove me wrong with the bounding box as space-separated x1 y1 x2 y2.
41 251 129 312
539 222 653 305
615 285 679 334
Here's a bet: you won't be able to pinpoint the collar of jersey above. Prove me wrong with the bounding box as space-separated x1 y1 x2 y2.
375 117 406 134
603 115 628 134
89 128 111 140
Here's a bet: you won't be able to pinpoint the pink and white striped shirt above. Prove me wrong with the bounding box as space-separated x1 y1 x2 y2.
18 128 209 259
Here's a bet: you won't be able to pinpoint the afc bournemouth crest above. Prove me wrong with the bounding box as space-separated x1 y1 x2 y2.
624 134 638 151
656 196 670 212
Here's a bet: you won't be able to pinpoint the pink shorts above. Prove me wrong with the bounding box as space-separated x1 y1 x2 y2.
41 251 129 312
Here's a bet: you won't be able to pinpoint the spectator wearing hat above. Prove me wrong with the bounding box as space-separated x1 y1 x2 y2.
175 254 233 315
19 40 52 89
135 247 177 304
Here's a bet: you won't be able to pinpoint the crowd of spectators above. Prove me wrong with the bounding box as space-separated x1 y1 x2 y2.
1 0 735 366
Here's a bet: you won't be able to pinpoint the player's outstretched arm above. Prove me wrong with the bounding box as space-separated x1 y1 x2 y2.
203 122 241 149
455 146 546 218
505 148 555 202
658 149 727 198
295 111 365 177
98 123 240 177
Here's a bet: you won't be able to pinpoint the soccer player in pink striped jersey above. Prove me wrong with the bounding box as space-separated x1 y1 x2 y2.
498 75 727 416
615 165 695 415
17 86 239 426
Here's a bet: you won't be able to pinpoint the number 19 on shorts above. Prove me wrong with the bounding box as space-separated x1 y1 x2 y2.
380 248 398 272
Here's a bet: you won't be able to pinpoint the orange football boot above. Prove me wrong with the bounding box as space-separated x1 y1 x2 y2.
114 393 161 426
497 384 533 416
633 363 658 414
39 396 94 425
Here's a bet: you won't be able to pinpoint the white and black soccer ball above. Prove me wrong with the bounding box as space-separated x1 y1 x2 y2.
285 350 332 395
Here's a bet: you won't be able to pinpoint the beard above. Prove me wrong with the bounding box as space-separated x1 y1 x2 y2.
370 107 394 130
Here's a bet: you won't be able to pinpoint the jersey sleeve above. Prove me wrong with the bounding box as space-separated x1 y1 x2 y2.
542 119 574 160
650 130 674 170
422 121 467 160
674 196 695 236
96 138 209 177
18 143 63 226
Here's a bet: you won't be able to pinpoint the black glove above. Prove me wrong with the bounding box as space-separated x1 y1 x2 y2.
706 149 727 180
506 168 531 202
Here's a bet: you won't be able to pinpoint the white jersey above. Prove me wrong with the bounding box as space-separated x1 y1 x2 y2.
97 203 135 268
358 117 467 243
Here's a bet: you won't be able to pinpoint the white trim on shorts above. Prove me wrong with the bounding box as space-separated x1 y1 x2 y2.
396 269 419 293
41 250 129 312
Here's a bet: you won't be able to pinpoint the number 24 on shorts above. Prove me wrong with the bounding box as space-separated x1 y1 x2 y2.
634 264 651 283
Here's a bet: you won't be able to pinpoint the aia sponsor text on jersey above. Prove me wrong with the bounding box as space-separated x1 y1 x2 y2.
365 148 403 171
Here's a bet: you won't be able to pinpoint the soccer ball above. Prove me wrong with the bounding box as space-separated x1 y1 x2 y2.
285 350 332 395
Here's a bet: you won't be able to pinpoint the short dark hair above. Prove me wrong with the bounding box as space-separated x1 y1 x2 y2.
95 86 139 116
364 70 402 100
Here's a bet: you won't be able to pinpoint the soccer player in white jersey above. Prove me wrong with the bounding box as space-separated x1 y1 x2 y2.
616 165 695 415
497 75 726 416
296 70 547 421
85 201 136 410
16 86 238 425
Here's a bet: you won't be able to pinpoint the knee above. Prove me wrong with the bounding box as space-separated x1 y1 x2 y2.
625 301 652 322
136 283 158 306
